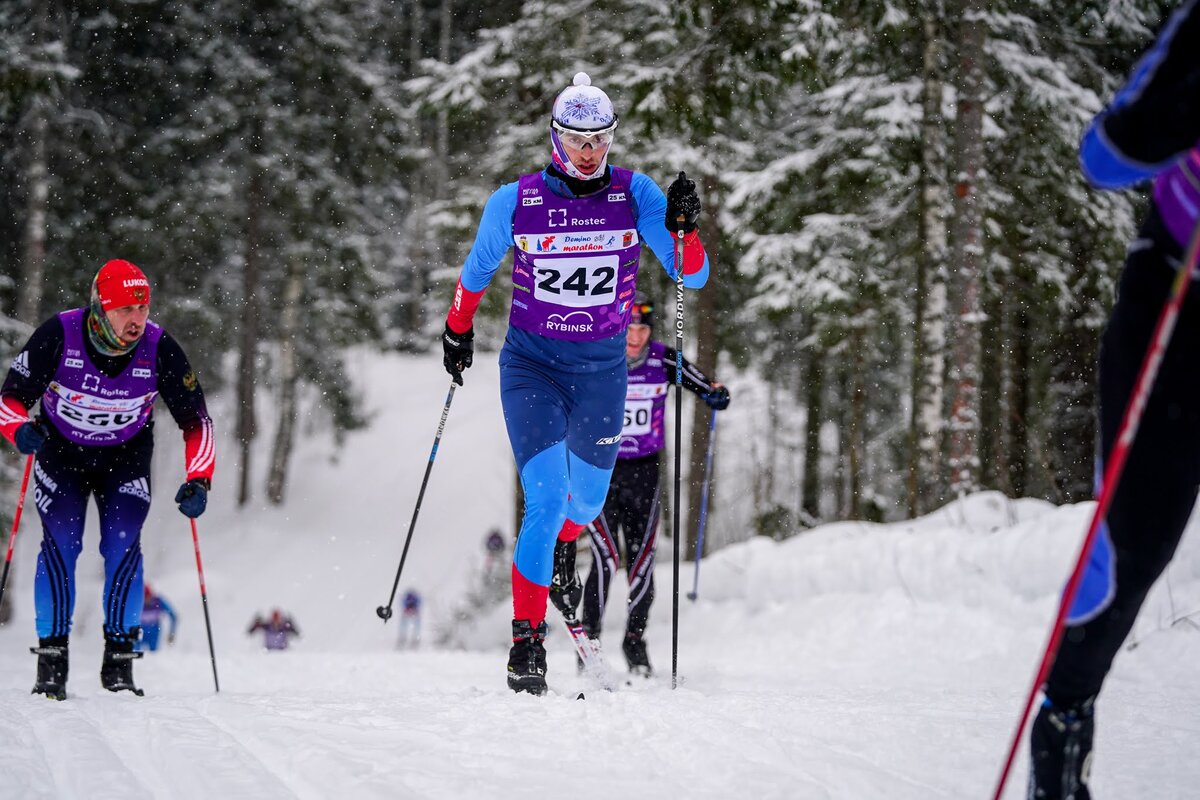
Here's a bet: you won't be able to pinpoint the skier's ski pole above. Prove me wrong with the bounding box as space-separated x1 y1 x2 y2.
991 222 1200 800
190 518 220 693
687 408 718 601
671 183 687 691
0 455 34 615
377 382 457 621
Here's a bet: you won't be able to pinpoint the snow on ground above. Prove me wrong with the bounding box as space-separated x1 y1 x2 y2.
1 351 1200 798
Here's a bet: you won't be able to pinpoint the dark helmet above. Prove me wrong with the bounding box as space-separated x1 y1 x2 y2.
630 291 654 328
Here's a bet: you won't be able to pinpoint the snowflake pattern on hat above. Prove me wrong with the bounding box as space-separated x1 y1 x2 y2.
558 96 605 125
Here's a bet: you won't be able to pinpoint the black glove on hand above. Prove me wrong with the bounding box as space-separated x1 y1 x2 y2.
442 324 474 386
175 478 209 518
14 420 47 455
703 386 731 411
665 171 701 235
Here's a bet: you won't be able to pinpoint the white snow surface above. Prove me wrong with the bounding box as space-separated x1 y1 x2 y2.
2 351 1200 798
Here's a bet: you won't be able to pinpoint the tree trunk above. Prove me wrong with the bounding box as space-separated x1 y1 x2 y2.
947 0 985 497
847 323 866 520
1007 260 1031 498
800 349 823 524
686 174 720 558
237 126 264 508
909 5 948 517
266 254 304 505
18 108 49 326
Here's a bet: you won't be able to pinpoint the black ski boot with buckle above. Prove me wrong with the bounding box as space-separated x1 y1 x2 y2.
31 636 69 700
506 619 548 695
1029 695 1095 800
101 635 145 696
622 630 653 678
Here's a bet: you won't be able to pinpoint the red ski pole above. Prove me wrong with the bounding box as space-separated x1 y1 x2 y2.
191 518 220 693
0 455 34 613
991 224 1200 799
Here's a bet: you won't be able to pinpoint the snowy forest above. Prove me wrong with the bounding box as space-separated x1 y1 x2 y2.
0 0 1174 542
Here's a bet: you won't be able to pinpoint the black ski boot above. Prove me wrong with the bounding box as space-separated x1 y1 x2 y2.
622 630 652 678
548 538 582 622
1028 695 1095 800
101 636 145 696
506 619 548 696
31 636 69 700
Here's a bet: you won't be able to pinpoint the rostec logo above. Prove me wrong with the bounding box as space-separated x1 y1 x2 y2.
83 374 100 392
118 477 151 503
11 351 30 378
548 209 567 228
522 197 543 206
64 358 84 369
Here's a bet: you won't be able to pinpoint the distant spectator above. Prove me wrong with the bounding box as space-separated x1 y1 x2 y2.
247 608 300 651
138 584 178 652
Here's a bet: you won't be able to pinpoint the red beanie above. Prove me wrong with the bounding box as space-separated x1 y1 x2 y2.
94 259 151 309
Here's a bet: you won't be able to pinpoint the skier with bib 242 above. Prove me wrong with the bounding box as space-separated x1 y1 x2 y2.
440 73 710 695
0 260 215 699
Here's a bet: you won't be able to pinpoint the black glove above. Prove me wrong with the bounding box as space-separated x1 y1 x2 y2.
442 324 474 386
175 478 209 518
665 171 701 235
14 420 47 455
703 386 731 411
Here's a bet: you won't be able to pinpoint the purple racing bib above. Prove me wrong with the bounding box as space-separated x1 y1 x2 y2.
620 340 669 459
1153 149 1200 249
509 168 641 341
41 308 162 446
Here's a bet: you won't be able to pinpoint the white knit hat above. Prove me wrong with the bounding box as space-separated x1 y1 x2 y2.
552 72 616 132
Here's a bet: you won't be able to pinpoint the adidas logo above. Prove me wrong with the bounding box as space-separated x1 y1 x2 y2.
117 477 151 503
11 351 30 378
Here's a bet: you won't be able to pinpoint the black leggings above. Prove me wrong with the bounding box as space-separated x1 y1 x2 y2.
1047 210 1200 706
581 455 661 639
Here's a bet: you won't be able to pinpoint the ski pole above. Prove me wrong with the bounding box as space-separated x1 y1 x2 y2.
687 408 718 601
377 381 457 621
190 518 220 693
0 455 34 615
991 222 1200 799
671 177 688 691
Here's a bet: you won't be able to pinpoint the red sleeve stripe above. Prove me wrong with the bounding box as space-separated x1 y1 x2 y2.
446 277 486 334
0 396 30 445
185 417 215 479
681 229 706 276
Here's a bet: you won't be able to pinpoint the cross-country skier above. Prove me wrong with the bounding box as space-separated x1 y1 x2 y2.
398 589 422 649
247 609 301 651
440 72 710 694
0 260 215 699
548 293 729 676
1028 3 1200 797
138 583 178 652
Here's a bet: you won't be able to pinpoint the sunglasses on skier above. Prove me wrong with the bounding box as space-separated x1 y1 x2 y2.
552 120 617 150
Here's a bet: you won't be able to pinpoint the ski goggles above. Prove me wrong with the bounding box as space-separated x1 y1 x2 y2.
552 120 617 150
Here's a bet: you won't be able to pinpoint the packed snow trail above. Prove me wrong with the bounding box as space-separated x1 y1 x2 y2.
1 354 1199 798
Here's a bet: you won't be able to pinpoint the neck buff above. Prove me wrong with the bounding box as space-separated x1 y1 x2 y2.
86 293 139 357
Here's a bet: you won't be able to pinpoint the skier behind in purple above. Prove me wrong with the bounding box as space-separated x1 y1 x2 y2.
1029 4 1200 798
398 589 422 649
0 259 215 699
247 609 300 651
440 72 710 695
138 583 178 652
548 293 729 676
